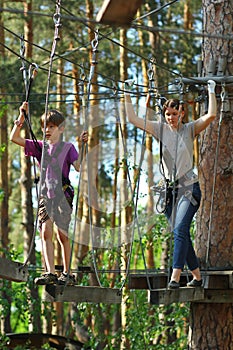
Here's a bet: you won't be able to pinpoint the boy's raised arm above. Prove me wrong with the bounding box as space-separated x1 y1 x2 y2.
10 101 28 147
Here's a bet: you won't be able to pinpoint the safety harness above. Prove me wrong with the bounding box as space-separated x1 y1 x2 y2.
40 141 74 202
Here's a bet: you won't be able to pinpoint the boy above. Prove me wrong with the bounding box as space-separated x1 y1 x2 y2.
10 101 88 285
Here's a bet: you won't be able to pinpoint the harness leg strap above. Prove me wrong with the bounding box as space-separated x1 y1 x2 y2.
184 190 198 206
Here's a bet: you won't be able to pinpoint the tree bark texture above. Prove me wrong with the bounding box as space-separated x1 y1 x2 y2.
190 1 233 349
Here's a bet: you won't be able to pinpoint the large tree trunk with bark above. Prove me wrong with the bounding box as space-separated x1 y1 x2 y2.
190 1 233 349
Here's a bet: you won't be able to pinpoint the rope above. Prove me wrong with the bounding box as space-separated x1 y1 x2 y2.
64 69 87 282
19 36 40 196
111 85 139 290
22 0 62 267
119 62 159 291
17 39 41 267
80 31 103 288
205 84 225 268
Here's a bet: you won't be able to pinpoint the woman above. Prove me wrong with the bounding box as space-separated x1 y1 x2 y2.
124 80 217 288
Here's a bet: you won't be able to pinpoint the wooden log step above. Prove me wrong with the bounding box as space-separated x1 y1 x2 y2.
149 287 204 305
129 272 190 290
200 289 233 303
149 287 233 305
129 270 233 290
43 284 122 304
0 257 28 282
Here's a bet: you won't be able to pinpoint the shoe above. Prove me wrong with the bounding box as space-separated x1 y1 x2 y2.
34 273 58 285
187 279 202 287
58 272 76 286
168 280 180 289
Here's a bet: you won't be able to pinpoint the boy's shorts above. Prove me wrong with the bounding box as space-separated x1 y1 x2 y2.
38 195 73 232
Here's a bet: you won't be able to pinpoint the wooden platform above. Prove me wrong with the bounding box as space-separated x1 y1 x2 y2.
43 285 122 304
0 257 28 282
149 287 204 305
96 0 143 25
129 269 233 305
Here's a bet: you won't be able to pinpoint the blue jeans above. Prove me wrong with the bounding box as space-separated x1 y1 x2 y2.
165 182 201 271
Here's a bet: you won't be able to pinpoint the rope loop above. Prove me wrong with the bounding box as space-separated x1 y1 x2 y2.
112 82 117 96
20 34 25 58
79 65 86 82
220 82 226 102
53 0 62 41
91 30 99 51
178 77 185 104
147 57 155 95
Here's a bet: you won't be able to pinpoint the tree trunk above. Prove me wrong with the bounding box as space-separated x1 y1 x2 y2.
190 1 233 348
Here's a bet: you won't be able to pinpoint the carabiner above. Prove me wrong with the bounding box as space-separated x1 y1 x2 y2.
29 63 39 80
20 35 25 58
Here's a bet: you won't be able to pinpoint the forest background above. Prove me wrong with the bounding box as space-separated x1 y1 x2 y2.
0 0 232 349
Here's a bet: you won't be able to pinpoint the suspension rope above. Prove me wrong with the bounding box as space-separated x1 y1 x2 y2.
165 80 186 287
205 84 225 269
17 37 41 267
60 69 88 290
111 83 141 290
81 31 103 288
119 60 159 291
19 36 40 195
22 0 62 267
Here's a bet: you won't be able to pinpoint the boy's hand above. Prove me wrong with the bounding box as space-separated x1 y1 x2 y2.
18 101 28 123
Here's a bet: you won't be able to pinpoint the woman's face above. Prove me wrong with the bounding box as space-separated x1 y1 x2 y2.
164 106 184 129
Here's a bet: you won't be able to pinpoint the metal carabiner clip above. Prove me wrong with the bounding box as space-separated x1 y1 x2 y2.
29 63 39 80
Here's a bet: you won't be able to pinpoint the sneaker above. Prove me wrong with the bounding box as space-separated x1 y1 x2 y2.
187 279 202 287
168 280 180 289
34 273 58 285
58 272 75 286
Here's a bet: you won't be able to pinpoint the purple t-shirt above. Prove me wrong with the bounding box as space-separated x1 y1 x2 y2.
25 139 78 198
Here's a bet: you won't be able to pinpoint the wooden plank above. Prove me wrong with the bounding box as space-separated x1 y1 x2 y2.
43 285 122 304
203 274 230 289
0 257 28 282
129 272 191 290
96 0 143 25
198 289 233 303
129 270 233 290
149 287 204 305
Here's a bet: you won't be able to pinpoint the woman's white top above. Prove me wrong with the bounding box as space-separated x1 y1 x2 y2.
153 121 196 181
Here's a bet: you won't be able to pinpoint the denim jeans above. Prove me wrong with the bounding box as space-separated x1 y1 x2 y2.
165 182 201 271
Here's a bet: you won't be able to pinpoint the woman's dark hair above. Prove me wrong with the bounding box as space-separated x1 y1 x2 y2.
40 110 65 128
162 99 184 117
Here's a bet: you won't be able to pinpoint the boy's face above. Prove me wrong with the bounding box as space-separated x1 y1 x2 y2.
42 122 64 144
